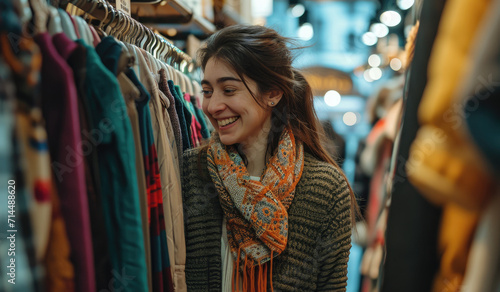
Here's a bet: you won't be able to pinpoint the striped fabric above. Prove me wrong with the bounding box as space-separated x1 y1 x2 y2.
182 148 352 292
128 69 174 292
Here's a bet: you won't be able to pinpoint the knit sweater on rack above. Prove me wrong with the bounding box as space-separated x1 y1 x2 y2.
182 147 352 292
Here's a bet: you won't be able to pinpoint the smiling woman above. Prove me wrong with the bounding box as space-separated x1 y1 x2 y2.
181 24 357 292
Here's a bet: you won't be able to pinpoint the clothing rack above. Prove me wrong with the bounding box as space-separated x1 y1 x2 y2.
63 0 195 71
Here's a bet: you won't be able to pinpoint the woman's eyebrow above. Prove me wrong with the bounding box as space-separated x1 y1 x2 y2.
201 76 243 85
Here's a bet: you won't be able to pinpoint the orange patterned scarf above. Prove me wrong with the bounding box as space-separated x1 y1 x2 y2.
207 128 304 291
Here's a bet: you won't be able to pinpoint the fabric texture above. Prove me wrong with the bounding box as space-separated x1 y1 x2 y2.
381 0 446 290
35 33 96 292
407 0 494 209
95 36 154 292
53 34 113 291
207 128 304 268
169 80 191 150
190 95 210 140
407 0 492 290
183 147 352 291
126 67 174 292
184 93 201 147
137 49 187 292
0 58 41 292
78 39 148 292
158 68 183 164
134 47 186 292
458 0 500 176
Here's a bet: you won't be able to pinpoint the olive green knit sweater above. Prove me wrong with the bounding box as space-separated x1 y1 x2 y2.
182 148 352 292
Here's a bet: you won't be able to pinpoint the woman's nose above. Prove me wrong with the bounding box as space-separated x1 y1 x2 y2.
206 91 226 115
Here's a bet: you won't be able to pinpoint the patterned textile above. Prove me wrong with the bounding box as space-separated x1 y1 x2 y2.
207 128 304 268
158 69 183 161
125 68 174 292
0 52 40 292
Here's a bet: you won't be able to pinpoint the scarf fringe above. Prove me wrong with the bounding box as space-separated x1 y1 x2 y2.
231 250 274 292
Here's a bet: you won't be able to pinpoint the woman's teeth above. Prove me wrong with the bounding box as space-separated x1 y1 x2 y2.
218 117 239 127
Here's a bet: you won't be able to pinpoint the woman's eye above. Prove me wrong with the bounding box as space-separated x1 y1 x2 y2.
224 89 236 94
201 90 213 97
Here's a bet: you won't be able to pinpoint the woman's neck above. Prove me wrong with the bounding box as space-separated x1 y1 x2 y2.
242 142 268 177
240 128 271 177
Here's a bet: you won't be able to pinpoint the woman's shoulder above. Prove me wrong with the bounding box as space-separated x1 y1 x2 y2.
298 152 351 213
183 146 205 163
181 146 210 185
302 152 348 190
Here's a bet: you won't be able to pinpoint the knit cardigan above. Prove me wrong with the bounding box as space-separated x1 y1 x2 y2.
182 147 352 292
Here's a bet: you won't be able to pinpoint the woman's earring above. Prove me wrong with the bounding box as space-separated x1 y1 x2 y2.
270 102 275 106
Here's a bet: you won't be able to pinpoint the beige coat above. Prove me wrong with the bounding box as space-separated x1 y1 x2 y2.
132 45 186 291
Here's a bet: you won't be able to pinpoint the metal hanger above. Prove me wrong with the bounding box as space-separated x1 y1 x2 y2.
124 16 135 43
119 14 131 41
102 4 116 34
83 0 99 23
94 0 109 35
110 11 124 37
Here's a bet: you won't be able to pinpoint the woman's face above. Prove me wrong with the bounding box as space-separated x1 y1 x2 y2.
201 57 273 147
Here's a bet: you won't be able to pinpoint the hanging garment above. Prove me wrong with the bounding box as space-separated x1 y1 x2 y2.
140 50 180 175
175 85 194 148
44 184 76 292
0 34 41 291
95 36 153 292
381 0 447 291
462 190 500 291
134 48 186 292
184 93 202 147
158 68 183 164
169 80 191 151
190 94 210 140
35 32 96 292
58 8 78 40
117 73 153 291
2 33 52 263
125 66 175 292
407 0 494 290
453 1 500 290
52 33 113 291
407 0 494 209
457 0 500 176
77 39 148 292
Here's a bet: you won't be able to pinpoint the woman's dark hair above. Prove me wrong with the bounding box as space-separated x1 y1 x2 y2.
197 24 360 223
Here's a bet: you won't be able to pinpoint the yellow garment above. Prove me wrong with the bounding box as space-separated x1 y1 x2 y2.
432 205 479 292
407 0 494 209
406 0 495 290
45 180 75 291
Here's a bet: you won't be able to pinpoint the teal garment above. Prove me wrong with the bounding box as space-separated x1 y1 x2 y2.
190 96 210 139
466 93 500 176
77 40 148 292
174 85 193 147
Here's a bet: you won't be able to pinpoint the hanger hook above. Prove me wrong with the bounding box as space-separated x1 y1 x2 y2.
83 0 99 22
103 4 115 32
96 0 109 29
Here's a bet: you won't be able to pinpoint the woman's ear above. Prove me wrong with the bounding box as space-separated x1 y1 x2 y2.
266 89 283 107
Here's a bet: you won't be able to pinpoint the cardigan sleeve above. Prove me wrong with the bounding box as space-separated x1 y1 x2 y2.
316 168 352 292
